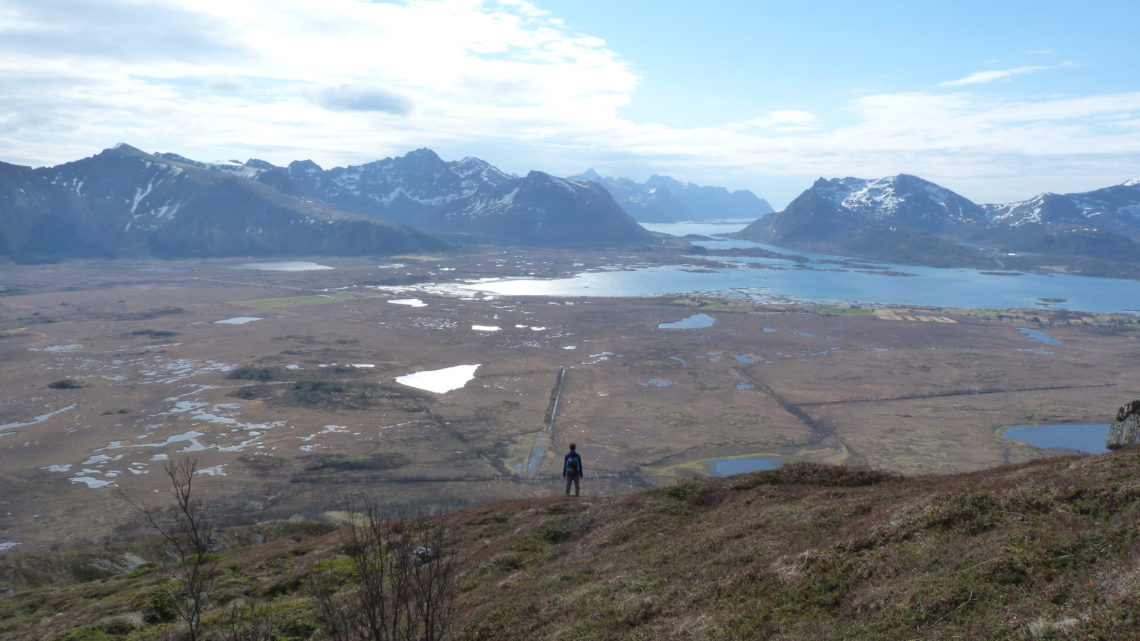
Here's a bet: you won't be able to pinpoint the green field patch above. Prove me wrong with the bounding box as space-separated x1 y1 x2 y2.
227 292 357 309
817 306 875 316
670 297 754 312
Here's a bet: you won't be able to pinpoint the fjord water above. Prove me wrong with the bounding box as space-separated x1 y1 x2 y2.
469 221 1140 314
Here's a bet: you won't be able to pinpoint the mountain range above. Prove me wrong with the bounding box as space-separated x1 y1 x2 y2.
571 169 774 222
738 173 1140 271
4 144 1137 271
0 146 653 262
242 149 651 246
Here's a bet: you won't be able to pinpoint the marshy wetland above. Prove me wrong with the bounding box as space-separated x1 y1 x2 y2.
1 246 1138 550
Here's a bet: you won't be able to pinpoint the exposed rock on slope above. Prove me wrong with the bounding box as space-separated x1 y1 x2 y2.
1106 399 1140 449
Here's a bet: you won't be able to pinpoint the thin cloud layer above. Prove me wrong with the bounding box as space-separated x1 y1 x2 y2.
311 86 414 115
939 65 1049 87
1 0 1138 206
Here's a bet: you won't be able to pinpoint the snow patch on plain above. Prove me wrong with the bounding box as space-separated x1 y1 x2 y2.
215 317 263 325
396 364 480 394
388 298 427 307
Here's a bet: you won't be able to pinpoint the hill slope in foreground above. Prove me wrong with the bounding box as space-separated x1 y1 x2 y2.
4 451 1140 640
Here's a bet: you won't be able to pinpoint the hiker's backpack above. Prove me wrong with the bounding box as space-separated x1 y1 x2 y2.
565 455 580 475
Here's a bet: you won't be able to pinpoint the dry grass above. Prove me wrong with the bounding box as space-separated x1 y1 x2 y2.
4 451 1140 640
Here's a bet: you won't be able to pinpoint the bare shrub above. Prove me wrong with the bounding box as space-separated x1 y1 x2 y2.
124 458 217 641
313 498 457 641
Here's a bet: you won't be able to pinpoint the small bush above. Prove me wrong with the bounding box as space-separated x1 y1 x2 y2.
48 378 86 389
230 384 275 400
125 329 178 337
227 367 279 382
143 587 178 624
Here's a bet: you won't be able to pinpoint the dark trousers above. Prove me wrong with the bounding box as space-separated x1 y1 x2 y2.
564 473 580 496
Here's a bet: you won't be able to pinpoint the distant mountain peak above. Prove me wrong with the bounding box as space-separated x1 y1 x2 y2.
569 170 773 222
1123 177 1140 187
289 159 323 174
400 148 444 163
104 143 147 158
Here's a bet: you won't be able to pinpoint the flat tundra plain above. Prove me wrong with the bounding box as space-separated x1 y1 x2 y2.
1 250 1137 550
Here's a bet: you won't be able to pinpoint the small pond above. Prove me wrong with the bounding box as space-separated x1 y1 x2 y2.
658 313 716 329
1000 423 1109 454
708 456 782 476
1019 328 1062 345
215 317 263 325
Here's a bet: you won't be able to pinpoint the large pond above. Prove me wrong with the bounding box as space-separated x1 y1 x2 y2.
999 424 1110 454
658 313 716 329
461 222 1140 315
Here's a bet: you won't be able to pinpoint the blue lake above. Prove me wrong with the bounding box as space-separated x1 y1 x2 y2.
658 313 717 329
464 223 1140 315
1000 424 1110 454
709 457 782 476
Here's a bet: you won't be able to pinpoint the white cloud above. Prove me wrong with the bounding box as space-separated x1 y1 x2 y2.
1 1 1138 208
733 111 818 132
938 65 1048 87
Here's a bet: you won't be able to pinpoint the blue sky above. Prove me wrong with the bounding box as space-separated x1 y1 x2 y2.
1 0 1138 207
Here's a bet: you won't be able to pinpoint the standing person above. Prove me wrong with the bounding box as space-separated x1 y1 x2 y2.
563 443 583 496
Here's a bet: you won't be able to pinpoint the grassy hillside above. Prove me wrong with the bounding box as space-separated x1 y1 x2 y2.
3 450 1140 640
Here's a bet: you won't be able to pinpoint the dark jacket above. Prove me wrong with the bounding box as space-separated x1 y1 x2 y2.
563 451 583 477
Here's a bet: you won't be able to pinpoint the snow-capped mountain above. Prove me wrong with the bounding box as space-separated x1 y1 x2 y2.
247 150 651 246
805 174 988 235
736 173 1140 270
0 144 444 261
571 169 773 223
983 179 1140 236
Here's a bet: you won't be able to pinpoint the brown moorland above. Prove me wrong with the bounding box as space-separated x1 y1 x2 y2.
1 450 1139 640
0 250 1138 551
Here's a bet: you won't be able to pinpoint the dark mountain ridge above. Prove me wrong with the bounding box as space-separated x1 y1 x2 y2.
0 145 657 261
0 145 446 261
251 149 653 246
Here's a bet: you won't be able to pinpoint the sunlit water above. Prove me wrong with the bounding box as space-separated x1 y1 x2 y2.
460 222 1140 314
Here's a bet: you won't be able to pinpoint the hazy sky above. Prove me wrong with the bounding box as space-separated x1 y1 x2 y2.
2 0 1138 207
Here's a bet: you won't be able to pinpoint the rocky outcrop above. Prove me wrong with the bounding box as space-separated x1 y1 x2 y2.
1106 400 1140 449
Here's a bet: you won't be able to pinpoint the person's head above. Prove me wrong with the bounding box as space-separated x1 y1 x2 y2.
569 443 576 451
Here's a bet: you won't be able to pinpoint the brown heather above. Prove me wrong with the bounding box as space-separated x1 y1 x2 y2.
3 452 1140 640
